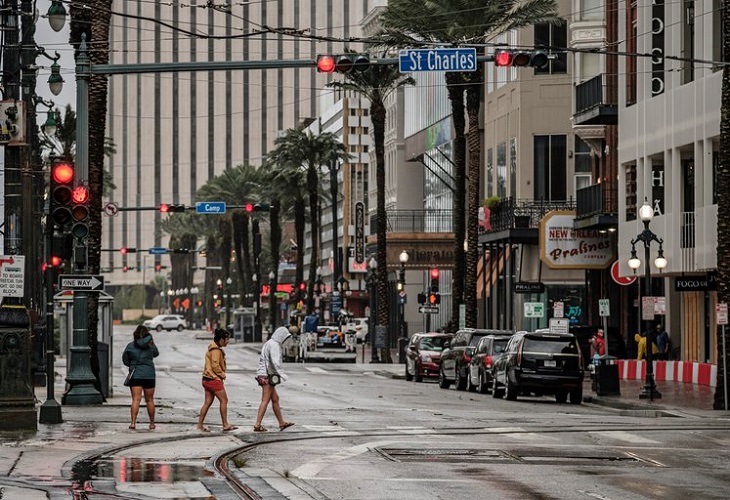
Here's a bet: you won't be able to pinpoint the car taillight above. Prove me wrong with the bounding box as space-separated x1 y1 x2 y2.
464 353 471 363
484 355 492 369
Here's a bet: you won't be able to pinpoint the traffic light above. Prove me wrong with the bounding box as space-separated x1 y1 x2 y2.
298 282 306 300
493 49 549 68
122 265 129 273
119 247 137 254
155 264 162 272
244 202 271 213
160 203 186 213
171 248 190 254
429 268 440 293
50 160 75 228
417 292 426 305
316 53 370 73
427 292 441 305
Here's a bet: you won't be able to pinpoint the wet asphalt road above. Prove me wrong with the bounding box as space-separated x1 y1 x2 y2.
3 325 728 500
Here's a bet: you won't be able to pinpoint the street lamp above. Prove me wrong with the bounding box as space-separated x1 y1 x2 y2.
367 257 378 363
225 277 233 329
269 271 276 331
397 251 409 363
627 198 666 400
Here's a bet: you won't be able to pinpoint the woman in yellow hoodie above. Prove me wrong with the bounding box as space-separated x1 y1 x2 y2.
634 333 659 360
197 328 237 432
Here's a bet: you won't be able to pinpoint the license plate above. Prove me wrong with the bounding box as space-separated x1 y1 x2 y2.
544 360 557 368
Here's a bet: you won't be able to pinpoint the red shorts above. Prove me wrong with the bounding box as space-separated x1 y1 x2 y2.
202 378 224 392
256 375 269 387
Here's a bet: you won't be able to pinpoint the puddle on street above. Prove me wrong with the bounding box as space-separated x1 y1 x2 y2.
73 457 214 483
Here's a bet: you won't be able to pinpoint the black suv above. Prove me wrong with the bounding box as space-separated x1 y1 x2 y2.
492 331 584 404
439 328 513 391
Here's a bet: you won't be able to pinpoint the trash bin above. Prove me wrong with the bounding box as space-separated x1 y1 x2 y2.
398 337 409 364
243 325 254 343
595 356 620 396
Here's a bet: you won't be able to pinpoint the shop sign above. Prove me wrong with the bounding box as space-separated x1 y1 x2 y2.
539 211 614 269
674 272 717 292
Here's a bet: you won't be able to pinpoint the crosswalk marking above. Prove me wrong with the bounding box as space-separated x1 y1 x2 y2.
304 367 328 373
590 431 660 444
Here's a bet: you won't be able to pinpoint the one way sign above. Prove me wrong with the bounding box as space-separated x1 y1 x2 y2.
58 274 105 291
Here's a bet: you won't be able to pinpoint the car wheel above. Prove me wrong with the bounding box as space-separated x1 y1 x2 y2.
405 363 413 382
505 379 518 401
156 325 162 332
569 387 583 405
492 377 504 398
477 373 489 394
555 390 568 404
438 367 451 389
177 325 184 332
455 368 467 391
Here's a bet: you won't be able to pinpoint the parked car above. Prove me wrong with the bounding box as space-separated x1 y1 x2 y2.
343 317 369 343
466 334 513 393
143 314 187 332
439 328 513 390
492 331 584 404
405 332 454 382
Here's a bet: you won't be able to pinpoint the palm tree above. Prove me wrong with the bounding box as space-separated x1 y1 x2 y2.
326 53 415 362
69 0 113 398
378 0 559 328
266 129 349 313
714 3 730 410
262 159 308 329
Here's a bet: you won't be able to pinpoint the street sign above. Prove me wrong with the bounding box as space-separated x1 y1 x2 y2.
611 261 637 286
149 247 168 255
354 202 365 263
103 202 119 217
549 318 569 335
419 306 439 314
717 303 728 325
553 301 564 318
514 281 545 294
642 296 655 320
58 274 105 291
524 302 545 318
196 201 226 214
0 255 25 298
599 299 610 317
399 48 477 73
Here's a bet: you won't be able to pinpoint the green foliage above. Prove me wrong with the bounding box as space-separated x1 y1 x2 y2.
484 196 502 209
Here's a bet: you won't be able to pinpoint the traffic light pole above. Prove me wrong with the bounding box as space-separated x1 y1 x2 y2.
63 36 102 405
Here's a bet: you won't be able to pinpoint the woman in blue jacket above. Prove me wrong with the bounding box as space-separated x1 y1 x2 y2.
122 325 160 430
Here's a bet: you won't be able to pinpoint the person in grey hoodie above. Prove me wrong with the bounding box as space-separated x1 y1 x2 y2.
254 326 295 432
122 325 159 430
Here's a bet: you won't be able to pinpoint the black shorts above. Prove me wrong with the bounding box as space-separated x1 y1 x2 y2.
128 378 156 389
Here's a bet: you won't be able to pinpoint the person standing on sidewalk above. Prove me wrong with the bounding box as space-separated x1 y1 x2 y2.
198 328 238 432
254 326 295 432
122 325 159 430
655 324 670 360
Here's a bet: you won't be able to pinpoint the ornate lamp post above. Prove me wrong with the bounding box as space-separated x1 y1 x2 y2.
628 198 667 401
367 257 378 363
397 250 409 363
225 277 233 329
269 271 276 331
190 286 199 328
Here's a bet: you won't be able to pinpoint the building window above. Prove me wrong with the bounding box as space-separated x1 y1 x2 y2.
497 143 507 198
682 1 695 84
626 0 638 105
535 20 567 74
533 135 566 201
625 163 637 221
580 0 603 21
575 174 591 197
487 148 494 197
574 137 591 173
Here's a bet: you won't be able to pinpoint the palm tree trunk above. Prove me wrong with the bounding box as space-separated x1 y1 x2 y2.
445 74 467 330
269 199 282 329
306 166 320 313
372 102 391 362
294 196 306 288
465 68 484 328
714 3 730 410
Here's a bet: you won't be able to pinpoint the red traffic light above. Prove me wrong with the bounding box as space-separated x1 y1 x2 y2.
160 203 169 213
52 163 74 184
50 256 62 267
155 264 162 272
122 265 129 273
430 268 440 279
71 185 89 204
299 282 306 291
428 293 441 305
245 203 254 213
120 247 128 255
316 55 336 73
494 50 513 67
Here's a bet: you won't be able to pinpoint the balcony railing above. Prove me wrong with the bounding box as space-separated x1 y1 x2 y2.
574 74 618 125
576 183 617 219
484 198 576 233
370 209 453 233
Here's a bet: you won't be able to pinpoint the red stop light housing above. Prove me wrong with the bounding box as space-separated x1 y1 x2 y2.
299 282 306 291
120 247 128 255
52 163 74 184
50 256 62 267
160 203 170 213
494 50 513 67
316 55 336 73
245 203 254 213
